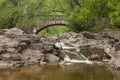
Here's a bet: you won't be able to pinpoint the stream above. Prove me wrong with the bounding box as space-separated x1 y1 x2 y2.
0 63 119 80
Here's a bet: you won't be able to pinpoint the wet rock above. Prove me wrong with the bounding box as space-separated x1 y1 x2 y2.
57 50 66 60
44 54 60 63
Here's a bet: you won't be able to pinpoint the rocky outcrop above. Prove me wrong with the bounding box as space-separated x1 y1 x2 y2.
0 28 120 69
0 28 63 67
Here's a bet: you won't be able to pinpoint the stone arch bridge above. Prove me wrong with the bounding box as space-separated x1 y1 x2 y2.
33 15 68 34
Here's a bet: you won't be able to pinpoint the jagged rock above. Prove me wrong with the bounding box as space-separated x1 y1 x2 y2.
30 43 43 51
0 37 19 51
18 42 29 52
17 36 31 44
43 45 53 53
0 35 19 48
82 31 96 39
1 53 11 59
5 28 25 35
22 49 44 63
10 53 22 61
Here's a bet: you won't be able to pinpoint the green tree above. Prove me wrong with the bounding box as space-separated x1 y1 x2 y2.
1 0 120 33
108 0 120 28
0 0 46 29
66 0 95 32
65 0 115 32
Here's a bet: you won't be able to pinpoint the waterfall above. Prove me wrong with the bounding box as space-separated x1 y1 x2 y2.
54 42 93 64
64 50 92 64
64 50 87 60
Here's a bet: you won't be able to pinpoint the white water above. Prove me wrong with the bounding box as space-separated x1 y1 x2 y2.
64 50 93 64
55 42 93 64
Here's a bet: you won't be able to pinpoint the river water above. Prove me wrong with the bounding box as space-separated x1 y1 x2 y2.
0 63 119 80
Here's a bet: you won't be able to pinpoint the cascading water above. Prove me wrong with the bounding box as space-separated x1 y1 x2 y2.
64 50 92 64
54 42 93 64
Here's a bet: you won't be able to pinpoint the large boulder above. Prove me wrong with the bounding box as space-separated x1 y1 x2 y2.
22 49 44 64
44 54 60 63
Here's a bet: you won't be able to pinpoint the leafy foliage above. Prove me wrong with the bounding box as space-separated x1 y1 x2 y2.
108 0 120 28
0 0 46 28
0 0 120 33
65 0 120 32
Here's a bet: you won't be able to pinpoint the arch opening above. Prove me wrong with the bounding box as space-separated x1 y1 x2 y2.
34 22 68 34
37 25 69 35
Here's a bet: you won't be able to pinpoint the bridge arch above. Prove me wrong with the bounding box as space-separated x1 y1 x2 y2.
33 15 68 34
34 23 68 34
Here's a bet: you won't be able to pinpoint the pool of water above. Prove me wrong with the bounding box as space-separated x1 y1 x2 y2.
0 63 119 80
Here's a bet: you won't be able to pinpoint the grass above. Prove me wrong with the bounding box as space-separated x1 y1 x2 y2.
38 25 69 35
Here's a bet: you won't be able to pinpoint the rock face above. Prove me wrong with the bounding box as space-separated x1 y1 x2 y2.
0 28 120 69
22 49 44 64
